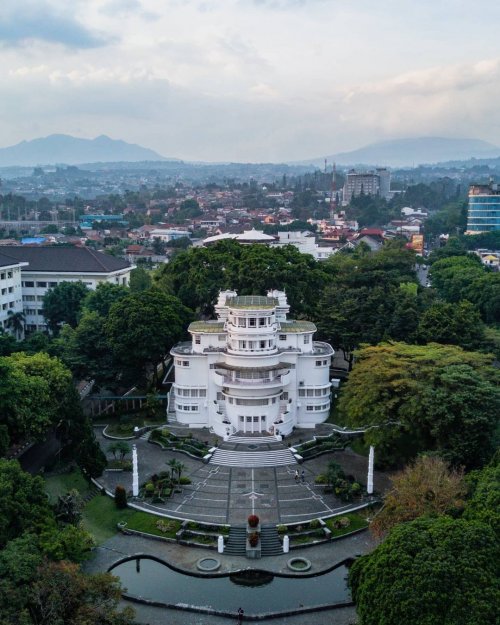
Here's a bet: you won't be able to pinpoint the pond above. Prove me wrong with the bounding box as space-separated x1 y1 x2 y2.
109 556 352 616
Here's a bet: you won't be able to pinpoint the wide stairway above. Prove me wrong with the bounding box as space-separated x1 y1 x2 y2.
210 441 296 467
224 525 283 557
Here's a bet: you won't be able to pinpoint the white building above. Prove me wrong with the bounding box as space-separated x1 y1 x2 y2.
0 252 26 334
150 228 191 243
169 290 333 438
0 247 133 332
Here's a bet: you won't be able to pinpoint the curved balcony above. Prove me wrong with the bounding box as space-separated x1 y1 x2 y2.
217 371 290 389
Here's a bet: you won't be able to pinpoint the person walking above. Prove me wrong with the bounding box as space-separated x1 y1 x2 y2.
301 469 305 483
237 607 244 623
294 470 299 483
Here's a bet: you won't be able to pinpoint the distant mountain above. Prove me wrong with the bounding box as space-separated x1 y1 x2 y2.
0 134 172 166
303 137 500 168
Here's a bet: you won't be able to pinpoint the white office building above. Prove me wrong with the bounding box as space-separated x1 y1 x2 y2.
169 290 333 438
0 252 26 335
0 247 133 332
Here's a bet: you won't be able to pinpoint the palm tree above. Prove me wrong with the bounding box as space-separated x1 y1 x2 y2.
5 310 25 340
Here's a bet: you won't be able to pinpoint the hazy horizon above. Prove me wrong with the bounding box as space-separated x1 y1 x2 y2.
2 1 500 162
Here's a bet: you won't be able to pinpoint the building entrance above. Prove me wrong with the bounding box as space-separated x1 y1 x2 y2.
239 415 267 434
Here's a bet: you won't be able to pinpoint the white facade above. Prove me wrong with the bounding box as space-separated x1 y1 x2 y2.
169 290 334 437
21 267 132 332
0 256 26 334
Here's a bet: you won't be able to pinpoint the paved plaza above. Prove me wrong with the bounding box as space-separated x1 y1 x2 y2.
95 428 389 524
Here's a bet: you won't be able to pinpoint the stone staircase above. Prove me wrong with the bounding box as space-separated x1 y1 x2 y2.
224 525 283 557
224 526 247 556
209 447 296 467
260 525 282 556
227 434 279 445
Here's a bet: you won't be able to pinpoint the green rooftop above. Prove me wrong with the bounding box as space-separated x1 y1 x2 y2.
189 321 225 333
280 320 316 333
226 295 279 309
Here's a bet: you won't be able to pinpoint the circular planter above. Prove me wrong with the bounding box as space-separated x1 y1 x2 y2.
196 557 221 572
287 557 312 572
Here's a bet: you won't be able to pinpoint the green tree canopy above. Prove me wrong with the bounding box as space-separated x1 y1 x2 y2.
349 517 499 625
106 289 191 385
129 266 152 292
416 300 485 350
338 342 499 468
0 460 54 548
43 281 90 334
83 282 128 317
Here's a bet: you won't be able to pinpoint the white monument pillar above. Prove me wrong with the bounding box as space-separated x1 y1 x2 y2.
132 444 139 497
367 445 374 495
283 535 290 554
218 535 224 553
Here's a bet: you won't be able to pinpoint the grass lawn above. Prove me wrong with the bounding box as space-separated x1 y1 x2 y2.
82 496 137 544
82 495 182 544
44 470 94 503
324 511 369 537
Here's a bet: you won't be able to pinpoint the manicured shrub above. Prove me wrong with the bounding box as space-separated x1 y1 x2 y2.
114 485 127 509
248 514 260 528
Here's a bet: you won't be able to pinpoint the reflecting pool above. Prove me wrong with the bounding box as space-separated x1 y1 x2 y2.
110 556 351 615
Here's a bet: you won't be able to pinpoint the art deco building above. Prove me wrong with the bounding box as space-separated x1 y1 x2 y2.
169 290 333 438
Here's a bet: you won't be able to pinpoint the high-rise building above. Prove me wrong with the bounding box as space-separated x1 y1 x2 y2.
466 182 500 233
342 168 391 205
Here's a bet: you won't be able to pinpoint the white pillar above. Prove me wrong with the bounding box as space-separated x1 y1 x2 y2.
218 535 224 553
367 445 374 495
132 444 139 497
283 535 289 553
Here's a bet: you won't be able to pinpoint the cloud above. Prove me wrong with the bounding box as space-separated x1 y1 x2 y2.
0 1 110 48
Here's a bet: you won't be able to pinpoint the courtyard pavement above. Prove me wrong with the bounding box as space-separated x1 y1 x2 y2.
94 427 390 525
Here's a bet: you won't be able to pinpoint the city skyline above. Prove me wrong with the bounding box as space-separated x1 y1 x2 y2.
2 0 500 162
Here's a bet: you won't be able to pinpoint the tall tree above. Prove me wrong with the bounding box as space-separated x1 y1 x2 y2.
370 456 466 537
43 281 89 334
338 342 499 468
350 517 499 625
106 289 191 386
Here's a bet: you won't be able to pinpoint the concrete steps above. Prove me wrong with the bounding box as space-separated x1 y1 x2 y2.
227 435 279 445
260 525 282 556
210 448 296 467
224 526 247 555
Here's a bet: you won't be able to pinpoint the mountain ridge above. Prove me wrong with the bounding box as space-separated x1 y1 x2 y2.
0 134 172 166
301 137 500 168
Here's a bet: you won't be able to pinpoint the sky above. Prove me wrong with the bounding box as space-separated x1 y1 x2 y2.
2 0 500 162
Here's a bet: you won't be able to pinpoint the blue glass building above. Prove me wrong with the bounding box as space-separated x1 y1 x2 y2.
466 183 500 233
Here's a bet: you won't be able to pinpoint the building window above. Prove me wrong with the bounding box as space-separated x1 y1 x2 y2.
7 272 12 279
306 389 314 397
182 360 189 367
218 335 225 341
0 273 4 280
237 318 246 327
279 334 286 341
282 392 289 400
8 287 13 293
48 282 57 288
36 281 46 288
199 389 206 397
23 281 34 287
304 335 310 344
306 406 314 411
240 416 244 422
260 341 266 349
194 335 200 344
248 318 256 327
315 389 322 396
23 295 36 302
315 360 322 366
259 317 266 326
298 389 305 397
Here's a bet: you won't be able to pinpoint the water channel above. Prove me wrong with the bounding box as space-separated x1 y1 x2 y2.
110 556 352 616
